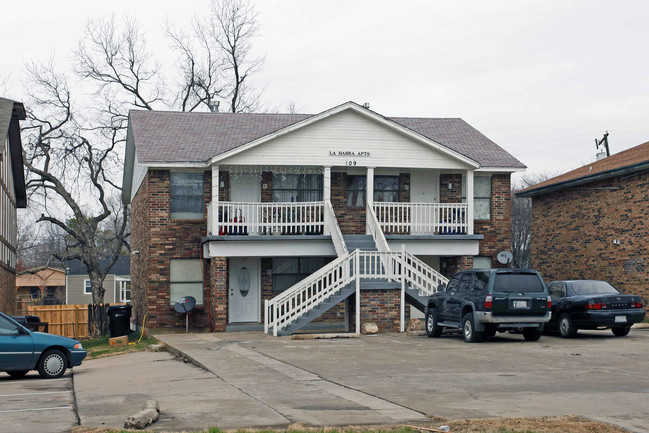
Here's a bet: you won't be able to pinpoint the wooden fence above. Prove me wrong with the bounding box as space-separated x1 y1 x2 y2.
26 303 125 339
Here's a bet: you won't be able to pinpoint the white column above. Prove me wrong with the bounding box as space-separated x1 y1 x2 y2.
211 165 220 235
466 169 474 235
355 251 361 335
366 167 375 235
323 166 331 201
400 244 406 333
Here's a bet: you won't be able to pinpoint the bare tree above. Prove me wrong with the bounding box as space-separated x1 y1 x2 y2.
21 61 129 304
511 172 558 268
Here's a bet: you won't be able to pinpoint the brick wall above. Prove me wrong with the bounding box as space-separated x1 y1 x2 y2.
356 289 409 332
531 173 649 309
475 174 511 267
440 173 463 203
209 257 228 331
131 169 212 331
0 267 16 315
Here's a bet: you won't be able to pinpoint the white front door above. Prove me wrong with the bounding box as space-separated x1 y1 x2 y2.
229 257 260 323
410 170 440 234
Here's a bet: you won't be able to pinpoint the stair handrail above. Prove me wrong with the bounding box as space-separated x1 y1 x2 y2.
402 251 449 296
324 199 348 257
366 201 390 252
265 252 355 336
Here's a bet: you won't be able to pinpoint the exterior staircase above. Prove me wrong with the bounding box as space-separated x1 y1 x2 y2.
265 205 450 336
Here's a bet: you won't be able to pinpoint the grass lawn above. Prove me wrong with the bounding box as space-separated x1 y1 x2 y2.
82 332 158 359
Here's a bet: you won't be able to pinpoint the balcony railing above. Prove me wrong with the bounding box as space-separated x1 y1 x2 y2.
373 202 470 235
209 201 325 236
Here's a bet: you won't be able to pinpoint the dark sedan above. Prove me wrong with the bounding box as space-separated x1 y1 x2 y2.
546 280 645 338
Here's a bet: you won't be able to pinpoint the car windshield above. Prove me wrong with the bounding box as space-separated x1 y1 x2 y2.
571 281 619 295
493 273 545 293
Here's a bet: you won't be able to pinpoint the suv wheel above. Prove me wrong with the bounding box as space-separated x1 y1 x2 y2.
558 313 578 338
462 313 483 343
522 327 542 341
612 326 631 337
425 309 443 338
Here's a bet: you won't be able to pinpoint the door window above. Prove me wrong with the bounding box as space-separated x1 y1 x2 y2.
474 271 490 292
548 283 566 299
447 275 461 293
0 315 19 335
459 273 473 292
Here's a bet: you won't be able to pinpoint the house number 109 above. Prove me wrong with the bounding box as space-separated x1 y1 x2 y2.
346 160 357 166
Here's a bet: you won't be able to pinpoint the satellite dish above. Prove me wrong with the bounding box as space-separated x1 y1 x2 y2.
174 296 197 333
497 251 513 265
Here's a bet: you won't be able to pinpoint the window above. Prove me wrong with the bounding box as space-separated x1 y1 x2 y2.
170 259 204 305
170 172 204 219
272 174 323 202
548 282 566 299
119 280 131 302
446 275 461 293
84 279 92 295
347 175 366 207
472 256 492 269
462 175 492 220
272 257 329 292
0 315 19 335
493 273 544 293
474 272 490 292
374 176 399 202
474 176 491 220
459 273 473 292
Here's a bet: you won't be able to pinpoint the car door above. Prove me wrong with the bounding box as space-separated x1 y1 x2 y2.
548 282 567 326
440 274 462 322
0 314 34 370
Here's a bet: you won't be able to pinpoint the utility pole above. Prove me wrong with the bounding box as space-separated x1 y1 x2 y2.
596 131 610 157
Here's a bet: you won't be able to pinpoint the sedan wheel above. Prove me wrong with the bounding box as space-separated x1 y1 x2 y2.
38 349 67 379
558 314 577 338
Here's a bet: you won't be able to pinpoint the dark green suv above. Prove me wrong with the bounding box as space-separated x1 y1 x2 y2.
425 269 552 343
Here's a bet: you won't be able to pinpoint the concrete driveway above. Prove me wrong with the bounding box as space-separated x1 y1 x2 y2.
155 329 649 433
0 372 77 433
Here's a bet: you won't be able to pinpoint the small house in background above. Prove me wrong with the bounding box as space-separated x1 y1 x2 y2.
0 97 27 315
15 267 66 313
65 256 131 304
517 141 649 309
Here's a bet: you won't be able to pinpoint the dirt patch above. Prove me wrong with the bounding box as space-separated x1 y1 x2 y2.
72 415 628 433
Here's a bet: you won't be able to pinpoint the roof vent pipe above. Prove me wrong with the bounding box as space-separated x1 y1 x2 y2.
363 102 370 109
208 100 220 113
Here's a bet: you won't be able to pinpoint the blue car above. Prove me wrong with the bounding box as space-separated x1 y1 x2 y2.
0 312 87 379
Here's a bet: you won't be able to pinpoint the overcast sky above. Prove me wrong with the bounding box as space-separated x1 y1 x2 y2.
3 0 649 183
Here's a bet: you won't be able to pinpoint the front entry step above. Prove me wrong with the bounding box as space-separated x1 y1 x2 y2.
277 284 356 336
343 235 377 252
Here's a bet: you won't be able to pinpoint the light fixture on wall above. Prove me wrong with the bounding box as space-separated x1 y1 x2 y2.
220 181 225 188
447 183 453 190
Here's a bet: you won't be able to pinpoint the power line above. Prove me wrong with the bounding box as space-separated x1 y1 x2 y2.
505 131 601 150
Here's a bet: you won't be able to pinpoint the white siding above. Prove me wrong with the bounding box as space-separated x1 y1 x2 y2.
218 110 472 170
130 153 148 202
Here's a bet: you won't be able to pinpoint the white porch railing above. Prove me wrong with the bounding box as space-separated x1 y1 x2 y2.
373 202 470 235
366 202 390 253
264 249 449 336
211 201 325 236
324 200 348 257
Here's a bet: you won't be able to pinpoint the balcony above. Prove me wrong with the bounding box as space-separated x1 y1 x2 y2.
373 202 471 235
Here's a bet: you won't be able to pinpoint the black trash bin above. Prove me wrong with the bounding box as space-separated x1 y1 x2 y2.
107 305 132 337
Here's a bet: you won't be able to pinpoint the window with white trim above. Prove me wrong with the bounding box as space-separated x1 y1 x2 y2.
119 280 131 302
272 174 323 202
462 175 492 220
84 279 92 295
170 172 204 219
170 259 204 305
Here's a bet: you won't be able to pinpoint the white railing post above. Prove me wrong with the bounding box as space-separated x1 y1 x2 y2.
264 299 269 334
211 165 220 235
273 302 278 337
355 250 361 334
467 170 474 235
400 244 406 333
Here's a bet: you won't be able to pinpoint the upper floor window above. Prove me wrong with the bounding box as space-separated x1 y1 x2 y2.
272 174 323 202
347 175 366 207
84 279 92 295
374 176 399 202
462 175 492 220
170 172 204 219
119 280 131 302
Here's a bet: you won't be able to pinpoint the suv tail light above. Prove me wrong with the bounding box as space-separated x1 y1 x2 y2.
632 301 643 309
485 295 493 309
547 296 552 309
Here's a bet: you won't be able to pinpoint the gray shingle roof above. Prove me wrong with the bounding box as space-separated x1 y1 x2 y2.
66 256 131 276
129 104 524 169
0 98 14 139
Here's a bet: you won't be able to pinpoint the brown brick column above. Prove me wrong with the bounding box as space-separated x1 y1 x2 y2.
261 171 273 203
209 257 228 331
440 173 462 203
